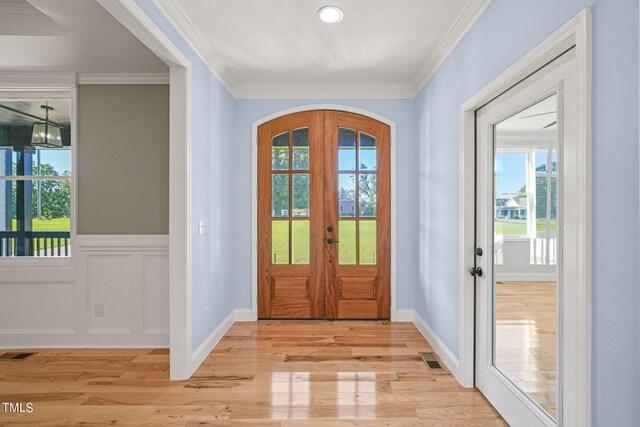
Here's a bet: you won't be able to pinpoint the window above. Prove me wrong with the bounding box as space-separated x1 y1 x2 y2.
494 148 557 265
0 99 72 257
495 151 529 236
531 148 557 265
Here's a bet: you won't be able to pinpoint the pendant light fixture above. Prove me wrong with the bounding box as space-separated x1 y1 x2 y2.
31 105 63 148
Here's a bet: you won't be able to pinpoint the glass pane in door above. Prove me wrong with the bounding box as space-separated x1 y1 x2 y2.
272 221 289 264
272 174 289 218
359 132 376 170
358 174 376 217
359 221 376 264
292 220 309 264
338 174 356 217
272 132 289 170
493 94 558 419
338 128 356 171
292 128 309 170
292 174 309 217
338 220 356 264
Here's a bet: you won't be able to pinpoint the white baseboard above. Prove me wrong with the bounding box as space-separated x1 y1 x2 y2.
234 308 255 321
495 273 556 282
0 330 168 349
189 308 251 375
411 310 462 385
395 309 414 322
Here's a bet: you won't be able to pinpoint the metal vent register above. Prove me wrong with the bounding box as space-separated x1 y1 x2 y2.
419 352 442 370
0 352 36 360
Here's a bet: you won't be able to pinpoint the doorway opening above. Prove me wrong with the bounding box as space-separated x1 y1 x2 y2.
460 10 590 426
257 110 391 320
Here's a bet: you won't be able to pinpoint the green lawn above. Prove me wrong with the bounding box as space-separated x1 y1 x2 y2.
11 217 70 232
272 221 309 264
495 219 557 235
272 220 377 265
9 217 70 252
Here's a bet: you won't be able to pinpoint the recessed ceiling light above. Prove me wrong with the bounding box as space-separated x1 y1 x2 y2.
317 5 343 24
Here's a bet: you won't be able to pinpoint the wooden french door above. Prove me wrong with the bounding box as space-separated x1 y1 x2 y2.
258 110 390 319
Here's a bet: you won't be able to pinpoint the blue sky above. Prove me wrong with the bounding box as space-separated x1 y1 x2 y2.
338 147 376 171
496 150 556 195
38 149 71 174
495 152 525 194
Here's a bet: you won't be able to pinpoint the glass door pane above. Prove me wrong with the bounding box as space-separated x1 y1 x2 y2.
337 128 378 265
493 94 558 419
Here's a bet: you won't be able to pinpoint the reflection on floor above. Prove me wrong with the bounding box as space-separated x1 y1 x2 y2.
0 322 506 425
495 281 557 418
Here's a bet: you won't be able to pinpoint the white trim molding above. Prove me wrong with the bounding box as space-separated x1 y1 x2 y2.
411 310 462 383
495 273 557 282
233 82 415 100
412 0 492 93
77 73 170 84
251 104 398 322
98 0 192 380
190 309 254 375
459 9 591 425
75 234 169 249
0 72 76 89
150 0 491 98
151 0 236 96
394 309 414 322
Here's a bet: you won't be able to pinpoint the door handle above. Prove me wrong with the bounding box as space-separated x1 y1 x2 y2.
469 267 483 277
326 238 339 244
475 247 483 256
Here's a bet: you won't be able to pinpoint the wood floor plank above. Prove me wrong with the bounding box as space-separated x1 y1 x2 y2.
0 321 504 425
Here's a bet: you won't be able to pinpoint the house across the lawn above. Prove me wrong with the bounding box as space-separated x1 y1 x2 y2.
496 197 527 219
339 197 366 217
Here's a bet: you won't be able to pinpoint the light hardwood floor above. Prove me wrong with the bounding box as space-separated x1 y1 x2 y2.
495 281 557 418
0 321 505 426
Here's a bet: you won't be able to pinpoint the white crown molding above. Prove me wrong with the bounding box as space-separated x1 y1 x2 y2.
152 0 237 96
0 0 50 21
234 82 415 99
412 0 492 94
0 72 76 89
152 0 490 98
77 73 170 84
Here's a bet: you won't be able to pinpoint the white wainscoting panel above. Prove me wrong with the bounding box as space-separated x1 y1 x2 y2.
143 255 170 334
0 282 75 331
0 235 169 348
87 255 133 332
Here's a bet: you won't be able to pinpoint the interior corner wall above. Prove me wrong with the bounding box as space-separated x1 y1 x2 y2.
134 0 237 353
414 0 640 424
78 84 169 235
233 99 419 312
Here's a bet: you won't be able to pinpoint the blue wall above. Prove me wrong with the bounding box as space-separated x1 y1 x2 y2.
414 0 639 424
233 100 418 310
138 0 639 423
135 1 237 352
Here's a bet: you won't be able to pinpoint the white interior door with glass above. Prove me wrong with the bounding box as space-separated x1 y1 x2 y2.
474 48 579 426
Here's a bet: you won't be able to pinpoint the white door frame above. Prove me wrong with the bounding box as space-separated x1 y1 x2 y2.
251 105 398 321
458 9 591 425
97 0 193 380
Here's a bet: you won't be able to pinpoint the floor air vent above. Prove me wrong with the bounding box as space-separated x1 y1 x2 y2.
420 352 442 370
0 352 36 360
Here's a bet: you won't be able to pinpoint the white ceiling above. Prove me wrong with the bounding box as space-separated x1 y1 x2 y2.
0 0 167 73
155 0 491 98
497 95 557 132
